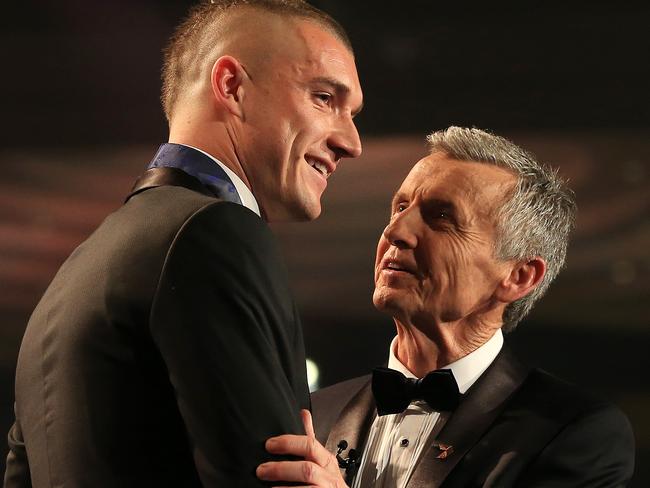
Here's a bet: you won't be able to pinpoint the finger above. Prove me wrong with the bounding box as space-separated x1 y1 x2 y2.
256 460 323 484
266 435 333 468
273 485 321 488
265 434 307 455
301 409 315 438
272 485 318 488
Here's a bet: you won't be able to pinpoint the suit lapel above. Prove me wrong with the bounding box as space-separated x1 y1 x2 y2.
325 378 375 455
324 378 376 485
126 167 217 202
407 346 530 487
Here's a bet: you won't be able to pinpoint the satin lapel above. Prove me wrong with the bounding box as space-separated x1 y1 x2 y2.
325 378 375 486
125 167 217 202
407 346 530 488
325 379 375 455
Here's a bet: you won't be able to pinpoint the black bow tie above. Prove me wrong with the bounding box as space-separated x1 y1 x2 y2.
371 367 460 416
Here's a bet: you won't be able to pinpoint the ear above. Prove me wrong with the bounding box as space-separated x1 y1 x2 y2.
210 55 247 118
496 257 547 304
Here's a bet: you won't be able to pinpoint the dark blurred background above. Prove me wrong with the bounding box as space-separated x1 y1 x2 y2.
1 1 648 484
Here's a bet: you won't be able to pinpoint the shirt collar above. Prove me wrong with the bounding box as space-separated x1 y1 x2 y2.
179 143 260 217
387 329 504 394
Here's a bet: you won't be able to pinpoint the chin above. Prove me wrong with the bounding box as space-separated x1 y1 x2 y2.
296 197 322 221
373 288 403 315
302 205 322 221
263 199 321 222
374 285 422 324
287 206 320 222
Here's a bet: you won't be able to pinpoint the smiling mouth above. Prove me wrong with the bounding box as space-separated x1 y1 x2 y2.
384 263 415 275
306 157 332 178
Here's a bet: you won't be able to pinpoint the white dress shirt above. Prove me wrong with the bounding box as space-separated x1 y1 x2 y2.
353 330 504 488
180 143 261 217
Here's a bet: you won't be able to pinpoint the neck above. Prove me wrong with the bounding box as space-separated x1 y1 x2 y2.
393 315 502 377
168 114 252 190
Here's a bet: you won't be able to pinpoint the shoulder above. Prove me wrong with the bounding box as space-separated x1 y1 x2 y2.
81 186 277 306
174 195 272 246
164 196 285 278
91 185 227 259
150 190 296 315
517 369 614 419
120 185 276 262
533 367 631 428
125 185 265 235
511 369 633 438
516 370 635 485
312 375 371 407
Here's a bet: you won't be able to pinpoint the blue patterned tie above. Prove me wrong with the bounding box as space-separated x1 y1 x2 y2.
148 143 242 205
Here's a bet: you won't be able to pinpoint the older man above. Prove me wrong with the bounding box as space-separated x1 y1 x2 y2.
4 1 362 487
257 127 634 487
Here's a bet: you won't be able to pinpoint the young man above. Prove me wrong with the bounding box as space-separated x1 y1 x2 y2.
4 1 362 487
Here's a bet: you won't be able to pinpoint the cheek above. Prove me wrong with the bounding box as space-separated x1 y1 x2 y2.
417 235 469 296
374 236 390 280
442 233 480 275
440 241 502 311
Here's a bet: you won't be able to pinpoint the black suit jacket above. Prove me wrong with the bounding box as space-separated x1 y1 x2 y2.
4 168 310 487
312 346 635 487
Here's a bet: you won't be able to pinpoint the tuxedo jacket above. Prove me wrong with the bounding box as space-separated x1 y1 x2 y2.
312 346 635 487
4 168 310 487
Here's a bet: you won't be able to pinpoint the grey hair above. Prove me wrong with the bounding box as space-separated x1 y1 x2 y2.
426 126 577 332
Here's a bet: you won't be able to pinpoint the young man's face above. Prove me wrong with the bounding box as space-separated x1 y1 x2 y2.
239 20 363 222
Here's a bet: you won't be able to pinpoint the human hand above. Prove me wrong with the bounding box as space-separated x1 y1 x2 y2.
256 409 349 487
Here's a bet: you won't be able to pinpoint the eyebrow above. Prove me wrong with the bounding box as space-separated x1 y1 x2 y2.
424 198 458 216
311 76 364 116
391 193 461 219
391 191 405 208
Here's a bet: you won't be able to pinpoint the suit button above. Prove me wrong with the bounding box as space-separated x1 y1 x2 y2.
399 438 409 447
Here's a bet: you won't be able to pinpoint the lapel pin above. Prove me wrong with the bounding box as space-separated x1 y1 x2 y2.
433 442 454 460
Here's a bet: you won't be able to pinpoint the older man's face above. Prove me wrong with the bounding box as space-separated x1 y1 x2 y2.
373 152 517 326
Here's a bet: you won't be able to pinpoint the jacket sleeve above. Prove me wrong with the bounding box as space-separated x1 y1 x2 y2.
517 402 635 487
3 413 32 488
150 202 309 487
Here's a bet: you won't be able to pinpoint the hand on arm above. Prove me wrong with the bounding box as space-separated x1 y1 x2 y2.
257 410 349 488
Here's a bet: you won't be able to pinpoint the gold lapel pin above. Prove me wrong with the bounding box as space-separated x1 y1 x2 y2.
433 443 454 460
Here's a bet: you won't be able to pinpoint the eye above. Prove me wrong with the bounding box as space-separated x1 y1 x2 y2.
314 92 333 105
421 200 455 225
394 202 408 214
427 210 452 224
428 209 457 229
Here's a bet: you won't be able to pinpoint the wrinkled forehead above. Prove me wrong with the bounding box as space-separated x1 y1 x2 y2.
400 153 517 215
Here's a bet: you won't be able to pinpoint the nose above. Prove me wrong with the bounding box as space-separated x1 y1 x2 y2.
328 114 362 161
382 208 417 249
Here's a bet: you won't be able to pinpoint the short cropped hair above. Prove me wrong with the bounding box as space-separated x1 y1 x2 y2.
426 126 577 332
161 0 352 121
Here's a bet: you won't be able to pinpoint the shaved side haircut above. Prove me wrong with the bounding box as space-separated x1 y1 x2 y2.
161 0 353 121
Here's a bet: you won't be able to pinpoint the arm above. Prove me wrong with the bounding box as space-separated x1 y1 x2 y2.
257 410 349 488
151 202 309 486
518 403 635 487
3 415 32 488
